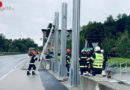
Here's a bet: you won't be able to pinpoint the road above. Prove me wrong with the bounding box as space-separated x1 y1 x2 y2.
0 54 27 78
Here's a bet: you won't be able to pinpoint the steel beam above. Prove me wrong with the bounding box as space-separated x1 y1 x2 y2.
58 3 68 77
69 0 80 87
54 12 59 73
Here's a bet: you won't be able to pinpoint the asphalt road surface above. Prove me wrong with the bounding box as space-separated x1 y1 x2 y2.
0 54 27 78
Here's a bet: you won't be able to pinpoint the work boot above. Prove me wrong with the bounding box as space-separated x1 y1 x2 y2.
32 71 35 75
27 71 31 76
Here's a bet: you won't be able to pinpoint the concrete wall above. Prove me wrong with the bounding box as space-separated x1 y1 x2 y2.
80 75 130 90
80 76 98 90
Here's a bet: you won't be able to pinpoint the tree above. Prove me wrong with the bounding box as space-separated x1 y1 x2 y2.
81 22 105 45
0 34 6 52
116 31 130 58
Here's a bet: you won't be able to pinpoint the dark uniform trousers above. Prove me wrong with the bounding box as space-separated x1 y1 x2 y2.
28 64 36 71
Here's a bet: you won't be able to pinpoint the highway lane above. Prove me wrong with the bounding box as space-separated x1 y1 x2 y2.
0 54 27 78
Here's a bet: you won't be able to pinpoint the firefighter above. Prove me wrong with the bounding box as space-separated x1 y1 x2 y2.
27 53 40 75
46 23 52 39
66 49 71 76
101 49 108 70
79 49 87 75
92 46 104 76
86 49 94 74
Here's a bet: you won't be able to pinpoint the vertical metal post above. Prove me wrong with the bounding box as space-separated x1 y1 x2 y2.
59 3 68 77
69 0 80 87
54 12 59 73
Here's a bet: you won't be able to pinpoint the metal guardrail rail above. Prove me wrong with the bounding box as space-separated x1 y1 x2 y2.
120 61 128 73
107 62 119 72
0 52 23 55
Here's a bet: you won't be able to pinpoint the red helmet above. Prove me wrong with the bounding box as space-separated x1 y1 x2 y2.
67 49 71 53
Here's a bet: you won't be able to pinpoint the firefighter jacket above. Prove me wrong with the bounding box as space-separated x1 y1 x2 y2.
66 53 71 65
29 55 40 65
86 54 94 68
93 52 104 69
79 54 87 68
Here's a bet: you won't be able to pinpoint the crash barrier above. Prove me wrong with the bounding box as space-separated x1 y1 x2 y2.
107 62 118 72
120 61 127 73
0 52 23 55
80 75 130 90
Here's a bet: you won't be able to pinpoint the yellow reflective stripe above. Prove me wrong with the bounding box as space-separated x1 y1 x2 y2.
32 70 35 72
67 60 69 63
81 57 87 59
80 66 84 68
84 66 88 67
48 28 51 30
67 56 70 58
91 57 94 60
34 57 37 60
37 58 39 61
94 63 103 65
67 60 70 64
93 65 103 68
29 63 34 64
87 58 90 59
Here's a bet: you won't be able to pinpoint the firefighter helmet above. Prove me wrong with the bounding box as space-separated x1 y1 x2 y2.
67 49 71 53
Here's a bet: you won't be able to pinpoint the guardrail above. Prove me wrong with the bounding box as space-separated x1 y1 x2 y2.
0 52 23 55
107 62 119 72
120 61 127 73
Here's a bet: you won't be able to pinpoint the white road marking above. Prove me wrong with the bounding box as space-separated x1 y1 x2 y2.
0 58 26 80
0 69 14 80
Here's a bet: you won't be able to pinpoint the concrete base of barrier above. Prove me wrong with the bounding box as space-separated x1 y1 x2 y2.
98 83 115 90
80 75 130 90
80 75 108 90
80 76 98 90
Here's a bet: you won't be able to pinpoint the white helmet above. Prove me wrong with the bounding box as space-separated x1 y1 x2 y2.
81 49 85 53
95 46 101 51
101 49 104 53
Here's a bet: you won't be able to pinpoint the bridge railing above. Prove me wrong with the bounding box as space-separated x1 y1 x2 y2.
120 61 128 73
106 62 119 72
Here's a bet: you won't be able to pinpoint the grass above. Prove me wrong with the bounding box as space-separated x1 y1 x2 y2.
107 57 130 67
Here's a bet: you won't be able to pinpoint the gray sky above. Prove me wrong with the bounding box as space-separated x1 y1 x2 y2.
0 0 130 46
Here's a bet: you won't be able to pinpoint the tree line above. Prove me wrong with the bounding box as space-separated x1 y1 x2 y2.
0 34 40 53
80 13 130 58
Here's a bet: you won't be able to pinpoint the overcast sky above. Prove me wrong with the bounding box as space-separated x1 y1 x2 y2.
0 0 130 46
